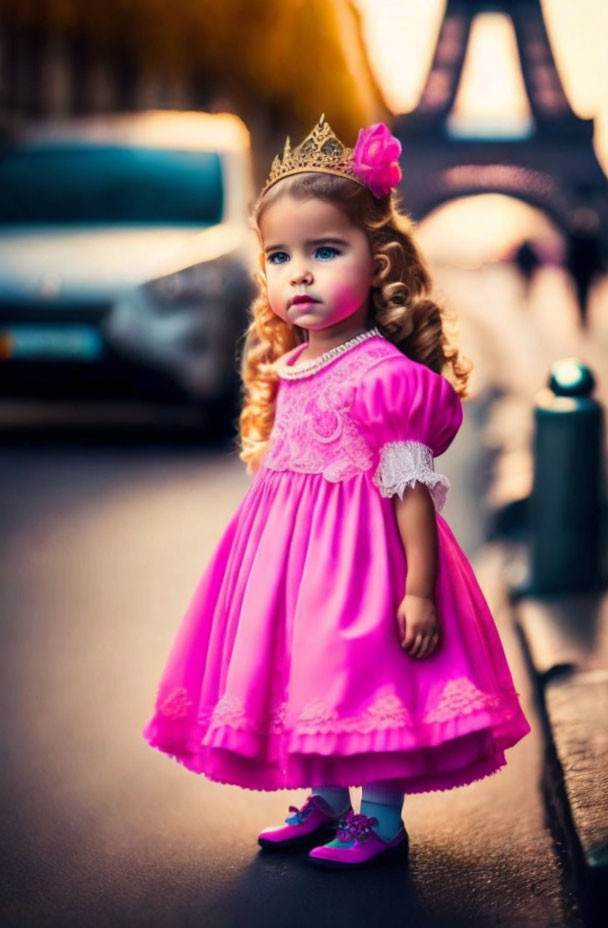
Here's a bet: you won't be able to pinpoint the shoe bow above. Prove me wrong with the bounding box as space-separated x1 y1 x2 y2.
285 796 315 824
336 811 379 843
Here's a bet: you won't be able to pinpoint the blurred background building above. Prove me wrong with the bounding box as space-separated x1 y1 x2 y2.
0 0 389 179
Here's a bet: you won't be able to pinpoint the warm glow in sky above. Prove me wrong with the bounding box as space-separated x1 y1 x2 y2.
353 0 608 171
448 13 533 138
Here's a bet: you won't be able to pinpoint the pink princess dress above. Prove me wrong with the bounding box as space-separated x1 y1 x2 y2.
142 326 530 793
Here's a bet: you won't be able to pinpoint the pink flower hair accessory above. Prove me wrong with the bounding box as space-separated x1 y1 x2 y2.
351 122 403 198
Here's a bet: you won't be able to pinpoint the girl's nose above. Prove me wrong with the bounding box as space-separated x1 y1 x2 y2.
290 265 313 285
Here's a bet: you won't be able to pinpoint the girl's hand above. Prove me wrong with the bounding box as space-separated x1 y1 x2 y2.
396 593 440 659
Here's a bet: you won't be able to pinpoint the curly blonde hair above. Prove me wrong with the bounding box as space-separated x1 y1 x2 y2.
236 172 472 475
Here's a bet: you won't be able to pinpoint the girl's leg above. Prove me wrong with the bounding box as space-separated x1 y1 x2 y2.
311 785 351 816
360 780 405 841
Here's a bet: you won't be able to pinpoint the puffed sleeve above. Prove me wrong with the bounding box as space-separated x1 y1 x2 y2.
354 355 463 512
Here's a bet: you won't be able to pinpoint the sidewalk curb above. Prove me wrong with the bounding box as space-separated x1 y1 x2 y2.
510 586 608 928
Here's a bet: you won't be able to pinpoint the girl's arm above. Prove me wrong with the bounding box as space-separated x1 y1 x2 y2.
394 483 438 597
393 483 440 660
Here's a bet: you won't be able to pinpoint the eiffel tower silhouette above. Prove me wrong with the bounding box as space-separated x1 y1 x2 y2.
393 0 608 266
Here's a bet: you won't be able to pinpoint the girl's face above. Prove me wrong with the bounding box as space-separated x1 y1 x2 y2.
259 194 378 332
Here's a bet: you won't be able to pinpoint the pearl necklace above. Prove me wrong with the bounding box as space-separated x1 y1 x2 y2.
278 326 383 379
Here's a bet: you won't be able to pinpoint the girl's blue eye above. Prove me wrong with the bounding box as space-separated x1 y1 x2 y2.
267 252 289 265
315 246 339 260
266 246 340 265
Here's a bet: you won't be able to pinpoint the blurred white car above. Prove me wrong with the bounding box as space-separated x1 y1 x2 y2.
0 110 257 424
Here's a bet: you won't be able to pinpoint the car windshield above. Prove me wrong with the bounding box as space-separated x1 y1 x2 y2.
0 144 224 225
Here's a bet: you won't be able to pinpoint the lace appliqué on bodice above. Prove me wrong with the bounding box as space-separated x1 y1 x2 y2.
156 677 511 735
372 440 450 512
262 343 392 481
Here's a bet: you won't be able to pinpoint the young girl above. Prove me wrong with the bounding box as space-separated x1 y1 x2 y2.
142 115 531 870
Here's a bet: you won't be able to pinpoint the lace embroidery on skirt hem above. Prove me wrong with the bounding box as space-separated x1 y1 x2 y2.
157 677 519 736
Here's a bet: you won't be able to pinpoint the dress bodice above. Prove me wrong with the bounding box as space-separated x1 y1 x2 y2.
262 332 400 482
260 328 463 513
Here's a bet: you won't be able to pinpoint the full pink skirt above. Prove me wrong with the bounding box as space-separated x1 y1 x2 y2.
142 466 530 793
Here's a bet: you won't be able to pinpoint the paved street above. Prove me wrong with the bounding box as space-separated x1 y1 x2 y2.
0 415 581 927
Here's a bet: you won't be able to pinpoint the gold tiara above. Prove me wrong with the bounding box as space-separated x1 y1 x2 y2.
261 114 367 196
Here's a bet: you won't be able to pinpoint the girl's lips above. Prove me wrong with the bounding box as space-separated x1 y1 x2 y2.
290 297 320 309
291 295 320 304
291 300 319 310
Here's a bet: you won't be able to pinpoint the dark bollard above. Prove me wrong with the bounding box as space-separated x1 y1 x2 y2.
529 358 605 595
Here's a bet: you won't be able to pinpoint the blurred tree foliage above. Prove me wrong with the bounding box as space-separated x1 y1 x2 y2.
0 0 387 145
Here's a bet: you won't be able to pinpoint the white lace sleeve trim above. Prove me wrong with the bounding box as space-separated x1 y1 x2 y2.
372 440 450 513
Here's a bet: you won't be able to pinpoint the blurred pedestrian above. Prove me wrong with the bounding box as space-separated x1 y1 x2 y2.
142 115 531 871
565 207 604 327
514 238 542 299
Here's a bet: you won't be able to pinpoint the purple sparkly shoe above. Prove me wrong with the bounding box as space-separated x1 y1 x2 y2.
307 809 409 869
257 794 353 850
